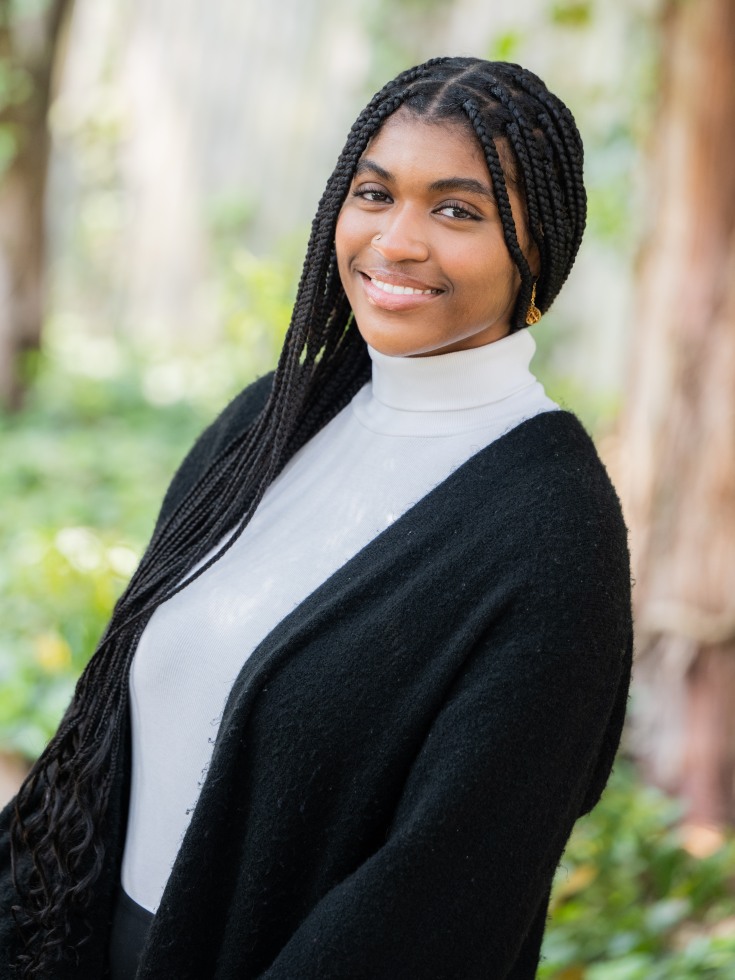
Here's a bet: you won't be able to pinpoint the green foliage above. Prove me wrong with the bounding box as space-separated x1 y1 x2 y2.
0 353 203 757
0 245 298 759
488 31 524 63
549 0 594 28
541 762 735 978
210 196 301 375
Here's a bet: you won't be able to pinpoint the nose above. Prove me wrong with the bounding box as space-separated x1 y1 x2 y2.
372 206 430 262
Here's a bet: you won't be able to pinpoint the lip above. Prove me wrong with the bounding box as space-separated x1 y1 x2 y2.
357 269 445 312
361 268 443 291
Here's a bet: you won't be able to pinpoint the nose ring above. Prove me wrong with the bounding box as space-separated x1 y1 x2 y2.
373 233 382 242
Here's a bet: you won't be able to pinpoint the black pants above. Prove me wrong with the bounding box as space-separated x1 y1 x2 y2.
109 886 154 980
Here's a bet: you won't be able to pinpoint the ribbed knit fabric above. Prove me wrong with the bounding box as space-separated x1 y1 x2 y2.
122 329 557 913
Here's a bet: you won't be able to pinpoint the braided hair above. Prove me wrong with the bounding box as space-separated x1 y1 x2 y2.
9 56 586 975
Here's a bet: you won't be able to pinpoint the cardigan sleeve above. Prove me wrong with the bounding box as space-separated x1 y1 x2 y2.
257 523 633 980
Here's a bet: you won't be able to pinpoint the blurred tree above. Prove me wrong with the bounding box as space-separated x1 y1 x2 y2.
0 0 71 410
624 0 735 828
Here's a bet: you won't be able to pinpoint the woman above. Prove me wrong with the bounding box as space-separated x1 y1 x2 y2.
0 57 632 979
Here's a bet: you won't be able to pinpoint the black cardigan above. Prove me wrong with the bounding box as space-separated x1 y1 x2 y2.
0 374 633 979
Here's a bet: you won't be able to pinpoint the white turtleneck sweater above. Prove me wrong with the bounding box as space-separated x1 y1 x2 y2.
122 329 557 913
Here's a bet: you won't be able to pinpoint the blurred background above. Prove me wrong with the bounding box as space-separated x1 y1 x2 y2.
1 0 735 975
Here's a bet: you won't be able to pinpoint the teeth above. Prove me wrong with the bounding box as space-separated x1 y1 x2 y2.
370 277 439 296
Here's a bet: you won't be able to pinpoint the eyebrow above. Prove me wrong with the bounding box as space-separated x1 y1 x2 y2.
354 159 392 181
428 177 495 200
354 159 495 201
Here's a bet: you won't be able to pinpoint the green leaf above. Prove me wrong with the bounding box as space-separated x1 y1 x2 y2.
549 1 594 28
488 30 524 62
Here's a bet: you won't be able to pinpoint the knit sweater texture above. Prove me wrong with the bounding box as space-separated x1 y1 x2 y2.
0 371 633 980
124 331 557 914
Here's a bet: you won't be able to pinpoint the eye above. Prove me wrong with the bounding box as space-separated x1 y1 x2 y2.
352 185 392 204
436 201 481 221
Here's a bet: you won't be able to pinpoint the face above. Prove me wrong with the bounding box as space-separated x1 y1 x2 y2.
335 109 538 358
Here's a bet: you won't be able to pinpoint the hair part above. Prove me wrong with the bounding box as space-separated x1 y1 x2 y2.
10 56 586 975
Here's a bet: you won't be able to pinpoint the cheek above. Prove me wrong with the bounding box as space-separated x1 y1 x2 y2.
455 251 520 317
335 207 366 266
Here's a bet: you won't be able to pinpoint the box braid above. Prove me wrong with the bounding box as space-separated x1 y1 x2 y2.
9 56 586 976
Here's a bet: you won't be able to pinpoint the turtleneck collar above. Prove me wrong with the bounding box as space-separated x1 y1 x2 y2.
368 329 538 412
350 329 553 438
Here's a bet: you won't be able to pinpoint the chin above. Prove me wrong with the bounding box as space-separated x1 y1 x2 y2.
358 333 423 358
355 321 437 359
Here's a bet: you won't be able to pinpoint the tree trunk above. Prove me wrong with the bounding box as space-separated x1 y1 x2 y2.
623 0 735 826
0 0 71 410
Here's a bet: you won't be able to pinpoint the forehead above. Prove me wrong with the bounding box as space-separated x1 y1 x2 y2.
359 109 489 183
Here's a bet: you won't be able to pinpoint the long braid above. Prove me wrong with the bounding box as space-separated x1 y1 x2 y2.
479 73 571 318
10 56 586 976
437 62 585 324
499 65 587 305
461 97 534 331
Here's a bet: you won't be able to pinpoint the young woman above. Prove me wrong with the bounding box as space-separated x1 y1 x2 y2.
0 57 632 979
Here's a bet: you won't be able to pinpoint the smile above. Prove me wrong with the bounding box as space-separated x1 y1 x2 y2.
357 272 444 312
369 277 441 296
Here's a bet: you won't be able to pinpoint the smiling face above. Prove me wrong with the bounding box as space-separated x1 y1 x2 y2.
335 109 539 358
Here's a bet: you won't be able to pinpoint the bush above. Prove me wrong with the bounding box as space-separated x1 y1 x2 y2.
0 245 295 758
541 762 735 978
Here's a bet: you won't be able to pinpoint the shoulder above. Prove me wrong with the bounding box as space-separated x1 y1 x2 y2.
156 371 274 529
469 409 625 529
456 409 630 602
476 408 613 477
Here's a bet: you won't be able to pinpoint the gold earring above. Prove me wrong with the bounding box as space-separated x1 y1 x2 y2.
525 281 541 325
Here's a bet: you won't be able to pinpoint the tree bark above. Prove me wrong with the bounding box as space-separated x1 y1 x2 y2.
0 0 71 410
623 0 735 826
